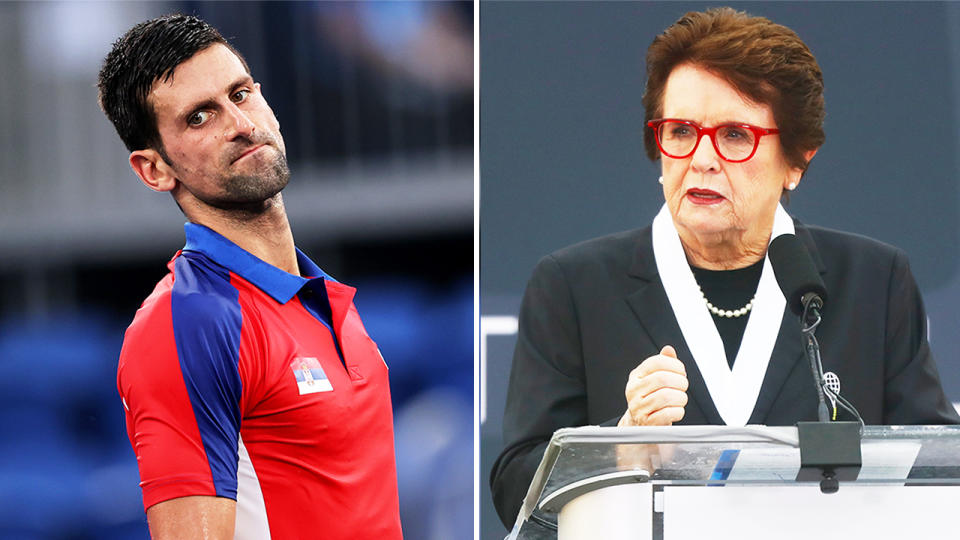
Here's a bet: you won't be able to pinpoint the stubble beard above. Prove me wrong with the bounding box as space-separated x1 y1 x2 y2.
206 148 291 214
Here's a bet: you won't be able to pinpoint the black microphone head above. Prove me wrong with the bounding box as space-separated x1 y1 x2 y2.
768 234 827 317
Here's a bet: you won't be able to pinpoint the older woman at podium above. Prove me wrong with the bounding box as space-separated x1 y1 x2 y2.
490 7 960 528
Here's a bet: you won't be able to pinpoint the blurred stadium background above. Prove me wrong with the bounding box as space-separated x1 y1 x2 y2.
0 2 472 539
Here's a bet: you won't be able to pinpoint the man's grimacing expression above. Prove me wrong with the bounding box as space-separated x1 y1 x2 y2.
146 43 289 211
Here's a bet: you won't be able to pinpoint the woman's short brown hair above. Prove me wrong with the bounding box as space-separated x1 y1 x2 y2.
643 7 825 173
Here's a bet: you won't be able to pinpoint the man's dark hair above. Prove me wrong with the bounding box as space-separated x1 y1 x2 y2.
97 14 250 154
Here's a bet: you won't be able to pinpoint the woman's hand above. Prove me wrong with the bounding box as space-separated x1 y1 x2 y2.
617 345 688 427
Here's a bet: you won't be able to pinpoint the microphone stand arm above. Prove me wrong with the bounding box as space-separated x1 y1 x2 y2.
801 306 830 423
795 296 862 493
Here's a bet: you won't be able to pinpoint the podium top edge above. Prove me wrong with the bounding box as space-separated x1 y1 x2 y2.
549 424 960 448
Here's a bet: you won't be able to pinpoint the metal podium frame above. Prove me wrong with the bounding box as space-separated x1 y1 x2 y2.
507 425 960 539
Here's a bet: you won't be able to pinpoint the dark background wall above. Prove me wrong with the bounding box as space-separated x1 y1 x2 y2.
480 2 960 537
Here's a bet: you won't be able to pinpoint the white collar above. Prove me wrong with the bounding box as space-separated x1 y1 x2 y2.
651 202 794 426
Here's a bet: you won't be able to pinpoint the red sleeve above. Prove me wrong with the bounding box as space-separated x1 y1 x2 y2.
117 277 220 510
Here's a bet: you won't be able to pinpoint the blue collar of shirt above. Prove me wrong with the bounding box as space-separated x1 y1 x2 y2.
182 223 337 304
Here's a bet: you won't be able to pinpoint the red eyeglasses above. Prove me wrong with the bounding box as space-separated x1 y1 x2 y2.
647 118 780 163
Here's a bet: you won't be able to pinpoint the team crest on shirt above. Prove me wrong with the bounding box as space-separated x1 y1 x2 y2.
290 357 333 395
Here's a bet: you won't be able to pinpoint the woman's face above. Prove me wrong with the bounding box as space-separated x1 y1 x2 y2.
659 64 805 249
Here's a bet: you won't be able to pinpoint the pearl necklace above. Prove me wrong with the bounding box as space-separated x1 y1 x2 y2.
698 285 755 318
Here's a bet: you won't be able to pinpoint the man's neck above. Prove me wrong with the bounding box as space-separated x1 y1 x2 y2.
188 194 300 276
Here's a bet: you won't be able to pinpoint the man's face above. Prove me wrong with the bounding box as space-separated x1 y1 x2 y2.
149 43 288 211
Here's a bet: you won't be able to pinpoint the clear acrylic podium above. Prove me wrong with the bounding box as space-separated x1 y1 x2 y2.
508 425 960 539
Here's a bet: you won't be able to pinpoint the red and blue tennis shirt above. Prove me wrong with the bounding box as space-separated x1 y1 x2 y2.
117 223 402 538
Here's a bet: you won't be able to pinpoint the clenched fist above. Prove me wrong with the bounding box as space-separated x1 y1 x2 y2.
617 345 688 427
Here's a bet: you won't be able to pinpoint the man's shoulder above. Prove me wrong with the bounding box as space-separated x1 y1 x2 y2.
125 251 242 342
119 252 246 384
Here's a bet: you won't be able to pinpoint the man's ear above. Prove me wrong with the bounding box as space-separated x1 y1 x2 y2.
129 149 177 192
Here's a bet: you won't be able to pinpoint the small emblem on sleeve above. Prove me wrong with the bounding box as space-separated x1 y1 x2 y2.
290 357 333 395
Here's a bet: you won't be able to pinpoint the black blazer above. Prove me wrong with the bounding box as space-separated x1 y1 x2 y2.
489 221 960 528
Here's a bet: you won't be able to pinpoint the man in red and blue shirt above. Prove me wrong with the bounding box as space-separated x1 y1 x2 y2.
99 14 402 539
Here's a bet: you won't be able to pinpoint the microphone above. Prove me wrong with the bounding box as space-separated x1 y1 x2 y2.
768 233 830 421
823 371 840 419
768 234 861 492
768 234 827 321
